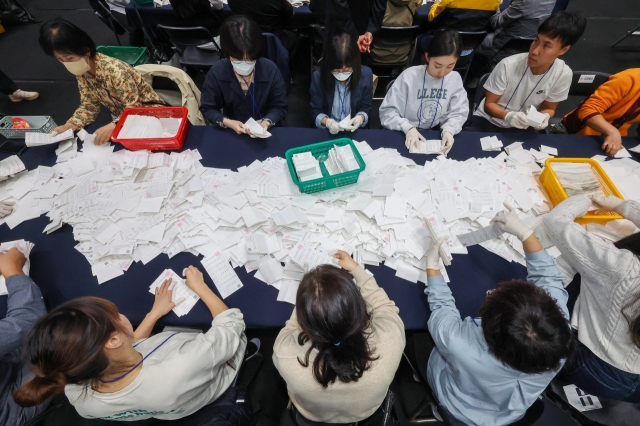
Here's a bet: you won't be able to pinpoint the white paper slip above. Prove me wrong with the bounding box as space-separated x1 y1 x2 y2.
526 105 547 128
148 269 200 317
244 118 271 138
201 252 244 298
0 155 26 177
629 144 640 154
258 258 284 285
456 223 503 246
563 385 602 412
289 243 338 271
409 140 441 154
540 145 558 156
480 136 503 151
25 129 74 147
337 115 354 131
614 148 632 158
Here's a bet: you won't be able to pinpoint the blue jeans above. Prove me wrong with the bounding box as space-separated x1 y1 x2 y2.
563 341 640 402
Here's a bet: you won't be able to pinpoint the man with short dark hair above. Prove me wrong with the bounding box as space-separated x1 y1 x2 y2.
468 11 587 133
422 205 574 425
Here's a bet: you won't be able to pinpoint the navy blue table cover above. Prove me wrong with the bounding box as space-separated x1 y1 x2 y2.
0 125 637 329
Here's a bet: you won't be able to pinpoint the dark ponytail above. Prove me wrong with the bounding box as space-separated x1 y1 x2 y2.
426 28 463 59
295 265 378 388
14 297 128 407
614 233 640 349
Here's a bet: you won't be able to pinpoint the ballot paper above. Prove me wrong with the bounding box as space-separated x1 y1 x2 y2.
409 140 442 154
244 118 272 139
540 145 558 156
563 385 602 412
148 269 200 317
480 136 503 151
292 152 323 182
0 155 26 177
457 223 503 246
25 129 74 147
117 115 181 139
526 105 547 128
550 163 605 198
0 240 33 295
201 252 244 298
324 144 360 176
614 148 632 159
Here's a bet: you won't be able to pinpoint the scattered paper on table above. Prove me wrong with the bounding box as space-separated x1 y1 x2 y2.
201 252 244 298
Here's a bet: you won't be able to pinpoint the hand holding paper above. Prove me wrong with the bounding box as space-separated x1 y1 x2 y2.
149 278 178 319
325 118 342 135
505 111 529 129
490 203 533 241
405 127 426 151
334 249 358 272
426 237 448 271
243 118 271 139
441 131 454 156
591 194 624 212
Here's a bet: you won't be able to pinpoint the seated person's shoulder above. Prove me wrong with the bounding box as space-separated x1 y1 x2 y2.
206 59 231 78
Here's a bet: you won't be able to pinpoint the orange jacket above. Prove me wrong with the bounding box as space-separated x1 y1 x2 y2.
562 69 640 136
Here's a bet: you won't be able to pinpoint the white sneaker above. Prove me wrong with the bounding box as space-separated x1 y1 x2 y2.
9 89 39 102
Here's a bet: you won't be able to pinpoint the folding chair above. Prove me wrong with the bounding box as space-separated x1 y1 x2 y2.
156 25 223 70
453 31 489 83
611 23 640 48
367 26 422 79
89 0 129 46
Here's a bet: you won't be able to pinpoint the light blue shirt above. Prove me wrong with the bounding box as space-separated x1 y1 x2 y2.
425 250 569 426
315 79 369 128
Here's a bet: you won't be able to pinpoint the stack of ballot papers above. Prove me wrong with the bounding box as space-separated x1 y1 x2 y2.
292 152 323 182
0 239 33 295
117 115 181 139
480 136 503 151
526 105 547 128
243 118 271 139
324 144 360 176
410 140 442 155
336 115 356 132
551 162 604 198
148 269 200 316
0 155 26 177
2 134 640 304
25 129 74 147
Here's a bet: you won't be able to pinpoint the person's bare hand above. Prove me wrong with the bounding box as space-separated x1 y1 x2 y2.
94 122 116 145
0 248 26 278
334 250 358 272
259 121 269 130
223 119 246 135
52 123 77 135
149 279 177 319
184 265 210 295
357 33 373 53
602 130 623 156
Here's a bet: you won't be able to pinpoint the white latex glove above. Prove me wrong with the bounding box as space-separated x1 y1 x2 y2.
325 118 341 135
505 111 530 129
347 114 364 132
490 203 533 241
0 200 15 218
535 113 550 130
591 195 624 212
426 237 447 270
405 127 426 151
441 131 454 156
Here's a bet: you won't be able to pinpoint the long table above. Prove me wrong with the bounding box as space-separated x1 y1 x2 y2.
1 126 637 329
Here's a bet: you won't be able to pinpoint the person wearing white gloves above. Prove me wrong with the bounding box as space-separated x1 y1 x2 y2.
0 175 15 218
468 12 587 133
310 32 372 134
379 29 468 156
419 204 574 425
542 195 640 402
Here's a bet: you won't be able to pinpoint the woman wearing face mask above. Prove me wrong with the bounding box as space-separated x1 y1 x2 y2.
200 15 288 136
13 267 248 421
309 32 372 134
379 29 469 156
38 19 165 146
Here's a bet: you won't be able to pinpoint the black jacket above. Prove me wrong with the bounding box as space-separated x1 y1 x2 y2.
200 58 288 126
325 0 386 39
227 0 294 35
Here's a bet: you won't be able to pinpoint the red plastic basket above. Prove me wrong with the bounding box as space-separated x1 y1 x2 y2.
111 106 189 151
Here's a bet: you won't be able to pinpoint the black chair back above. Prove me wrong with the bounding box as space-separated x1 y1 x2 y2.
472 73 492 113
89 0 128 45
373 25 421 48
156 25 217 48
568 71 611 97
458 31 489 51
385 79 396 97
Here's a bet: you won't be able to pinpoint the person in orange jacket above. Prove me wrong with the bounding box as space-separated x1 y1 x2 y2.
561 68 640 156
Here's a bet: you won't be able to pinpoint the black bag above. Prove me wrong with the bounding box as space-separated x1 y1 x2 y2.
0 0 34 26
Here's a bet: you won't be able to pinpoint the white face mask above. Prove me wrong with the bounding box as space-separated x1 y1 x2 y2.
231 60 256 76
332 71 353 82
62 57 91 76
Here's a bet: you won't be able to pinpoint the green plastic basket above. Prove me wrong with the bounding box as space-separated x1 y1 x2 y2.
96 46 150 67
285 138 366 194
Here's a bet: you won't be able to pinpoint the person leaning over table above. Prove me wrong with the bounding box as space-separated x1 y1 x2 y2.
542 195 640 402
466 12 587 133
0 248 49 426
13 266 247 422
557 68 640 157
310 31 373 134
38 18 165 146
379 29 468 156
200 15 288 137
273 251 405 424
422 205 574 425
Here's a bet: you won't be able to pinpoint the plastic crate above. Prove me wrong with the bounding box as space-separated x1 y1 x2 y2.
539 158 624 224
111 106 189 151
97 46 150 67
285 138 366 194
0 116 57 139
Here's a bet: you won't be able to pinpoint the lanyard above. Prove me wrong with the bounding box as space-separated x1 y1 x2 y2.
336 80 349 119
417 67 445 130
503 64 552 112
240 74 262 120
99 333 177 384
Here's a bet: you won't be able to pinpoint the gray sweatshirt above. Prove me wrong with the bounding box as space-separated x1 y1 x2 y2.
379 66 469 135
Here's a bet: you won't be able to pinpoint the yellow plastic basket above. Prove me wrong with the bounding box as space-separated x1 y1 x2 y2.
539 158 625 224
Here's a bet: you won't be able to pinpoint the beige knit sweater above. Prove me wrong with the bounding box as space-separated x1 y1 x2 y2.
273 266 406 423
543 196 640 374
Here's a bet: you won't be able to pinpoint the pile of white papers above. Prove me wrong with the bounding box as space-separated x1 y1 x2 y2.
551 163 604 198
480 135 503 151
148 269 200 316
1 135 639 305
117 115 181 139
0 239 33 295
25 129 74 147
0 155 25 177
324 144 359 176
243 118 271 139
292 152 323 181
410 140 442 155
